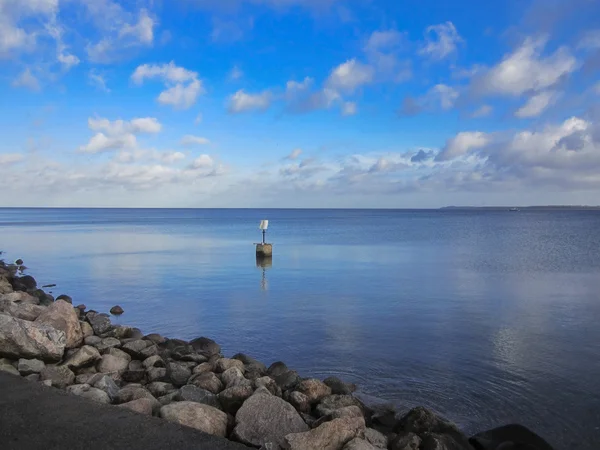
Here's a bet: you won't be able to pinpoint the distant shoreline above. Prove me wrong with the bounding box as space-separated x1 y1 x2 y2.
0 206 599 211
439 206 600 210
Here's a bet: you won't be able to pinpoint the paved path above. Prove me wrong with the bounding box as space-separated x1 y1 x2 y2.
0 372 247 450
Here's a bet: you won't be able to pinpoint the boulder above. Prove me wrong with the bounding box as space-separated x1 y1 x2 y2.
189 337 221 357
84 335 102 347
0 363 19 376
218 384 253 414
188 371 223 394
110 305 124 315
221 367 248 388
63 345 101 370
142 355 165 369
56 295 72 304
314 406 365 428
364 428 388 449
192 362 214 375
394 407 470 448
421 433 475 450
80 322 94 338
324 376 357 395
66 384 111 404
107 347 132 362
274 370 300 391
316 395 365 418
147 367 168 382
0 278 12 294
40 365 75 389
34 300 83 348
160 401 228 437
215 358 245 373
115 386 157 405
297 379 332 405
147 382 177 398
17 358 45 375
121 339 154 359
254 376 282 396
0 300 45 321
176 385 221 409
91 374 119 402
289 391 311 413
468 424 555 450
343 438 378 450
119 398 154 416
232 387 309 448
0 314 66 362
284 416 366 450
354 392 396 429
1 291 39 305
96 354 130 375
96 337 121 353
158 391 180 406
170 346 207 363
144 333 166 345
75 373 97 385
87 314 112 336
14 275 37 291
166 361 192 387
267 361 289 377
25 373 40 382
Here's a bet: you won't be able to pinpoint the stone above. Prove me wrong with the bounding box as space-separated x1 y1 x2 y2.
96 337 121 353
0 300 45 321
147 382 177 398
17 358 45 375
314 406 365 428
110 305 124 315
316 395 364 418
76 366 97 375
25 373 40 382
75 373 97 385
324 376 357 395
254 376 282 396
121 339 153 359
344 438 378 450
88 314 112 336
75 304 86 312
394 407 470 448
142 355 165 369
232 387 309 448
119 398 154 416
115 385 156 404
84 335 102 346
283 416 366 450
192 362 214 375
468 424 555 450
80 321 94 338
300 412 317 428
215 358 245 373
1 291 39 305
160 401 228 437
189 337 221 357
16 275 37 290
147 367 168 382
221 367 248 388
66 384 111 404
35 300 83 348
289 391 311 413
217 384 254 414
421 433 475 450
96 354 130 374
188 371 223 394
364 428 388 449
274 370 300 391
122 367 146 383
90 374 120 402
0 363 19 376
176 385 221 408
158 391 180 406
167 361 192 387
296 379 332 405
354 393 396 429
40 365 75 389
144 333 166 345
0 314 66 362
0 278 12 294
170 346 207 363
267 361 289 377
63 345 101 370
391 433 423 450
107 347 132 362
56 295 72 304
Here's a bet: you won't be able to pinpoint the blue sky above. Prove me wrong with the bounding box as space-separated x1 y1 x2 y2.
1 0 600 208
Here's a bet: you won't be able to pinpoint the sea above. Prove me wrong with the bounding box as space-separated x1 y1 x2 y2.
0 208 599 449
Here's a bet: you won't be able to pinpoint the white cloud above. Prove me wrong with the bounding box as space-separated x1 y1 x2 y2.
325 59 374 93
79 133 137 154
341 101 357 116
115 149 186 165
57 51 79 69
119 9 154 44
0 0 57 57
475 37 577 96
578 30 600 50
287 148 302 160
89 70 110 92
228 89 272 113
229 65 243 80
471 105 493 118
88 117 162 135
364 29 404 53
131 62 204 109
515 91 557 118
0 153 24 166
429 84 459 110
419 22 462 60
437 131 490 161
12 68 40 91
189 154 214 169
181 135 210 146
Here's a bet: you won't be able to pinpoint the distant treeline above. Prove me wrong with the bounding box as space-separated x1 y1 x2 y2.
440 206 600 210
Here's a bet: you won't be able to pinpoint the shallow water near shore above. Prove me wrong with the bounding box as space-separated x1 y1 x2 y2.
1 208 599 448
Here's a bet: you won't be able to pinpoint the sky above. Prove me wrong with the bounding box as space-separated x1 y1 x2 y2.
1 0 600 208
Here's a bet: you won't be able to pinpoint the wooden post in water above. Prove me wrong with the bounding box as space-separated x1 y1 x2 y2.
256 220 273 257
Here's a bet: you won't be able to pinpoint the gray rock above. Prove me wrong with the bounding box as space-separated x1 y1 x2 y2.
0 300 45 321
215 358 245 373
34 300 83 349
167 361 191 387
354 392 396 428
0 314 66 362
121 339 152 359
144 333 166 345
107 347 131 361
25 373 40 382
324 376 357 395
232 388 309 448
80 321 94 338
115 385 156 404
254 376 282 396
289 391 311 413
147 367 168 382
56 295 72 304
1 291 39 305
314 406 365 428
364 428 388 449
96 337 121 353
468 424 554 450
267 361 289 377
40 365 75 389
158 391 180 406
421 433 474 450
75 373 97 385
218 384 254 414
160 401 228 436
274 370 300 391
147 382 177 398
188 371 223 394
119 398 154 415
343 438 378 450
390 432 423 450
110 305 124 315
142 355 165 369
66 384 111 404
63 345 101 370
87 314 113 336
189 337 221 357
40 379 52 387
176 385 221 408
0 363 19 376
296 379 332 405
17 358 45 375
91 374 119 402
284 416 366 450
96 354 130 374
394 407 470 448
221 367 248 388
192 362 214 375
84 335 102 347
316 395 364 418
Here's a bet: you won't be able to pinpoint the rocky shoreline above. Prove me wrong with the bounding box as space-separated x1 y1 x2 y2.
0 258 555 450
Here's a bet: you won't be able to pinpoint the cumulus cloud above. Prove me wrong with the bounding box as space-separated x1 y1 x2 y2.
325 59 374 93
398 84 458 115
228 89 272 113
79 116 162 154
0 153 25 166
12 68 41 91
0 0 57 57
115 149 186 165
79 133 137 154
471 105 493 118
181 135 210 146
88 70 110 92
515 91 558 118
436 131 490 161
341 101 357 116
286 148 302 160
419 22 463 60
131 62 204 109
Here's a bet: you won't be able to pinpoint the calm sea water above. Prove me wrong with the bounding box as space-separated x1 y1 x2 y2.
1 208 599 449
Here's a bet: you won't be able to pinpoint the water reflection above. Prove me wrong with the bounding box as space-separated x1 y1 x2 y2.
256 255 272 290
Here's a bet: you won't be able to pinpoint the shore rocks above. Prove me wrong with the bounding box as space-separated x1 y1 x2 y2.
284 415 366 450
215 358 245 373
0 300 45 321
221 367 247 388
160 401 228 436
189 371 223 394
218 384 254 414
344 438 378 450
0 314 66 362
110 305 124 315
166 361 191 386
391 432 421 450
40 365 75 389
469 424 555 450
63 345 101 370
87 314 112 336
17 358 45 375
119 398 154 415
91 374 119 402
324 376 357 395
66 384 111 404
96 353 129 375
176 385 221 408
233 388 309 448
35 300 83 349
189 337 221 357
316 395 365 418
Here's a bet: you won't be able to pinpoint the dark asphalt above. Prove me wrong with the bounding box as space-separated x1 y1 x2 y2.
0 372 247 450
